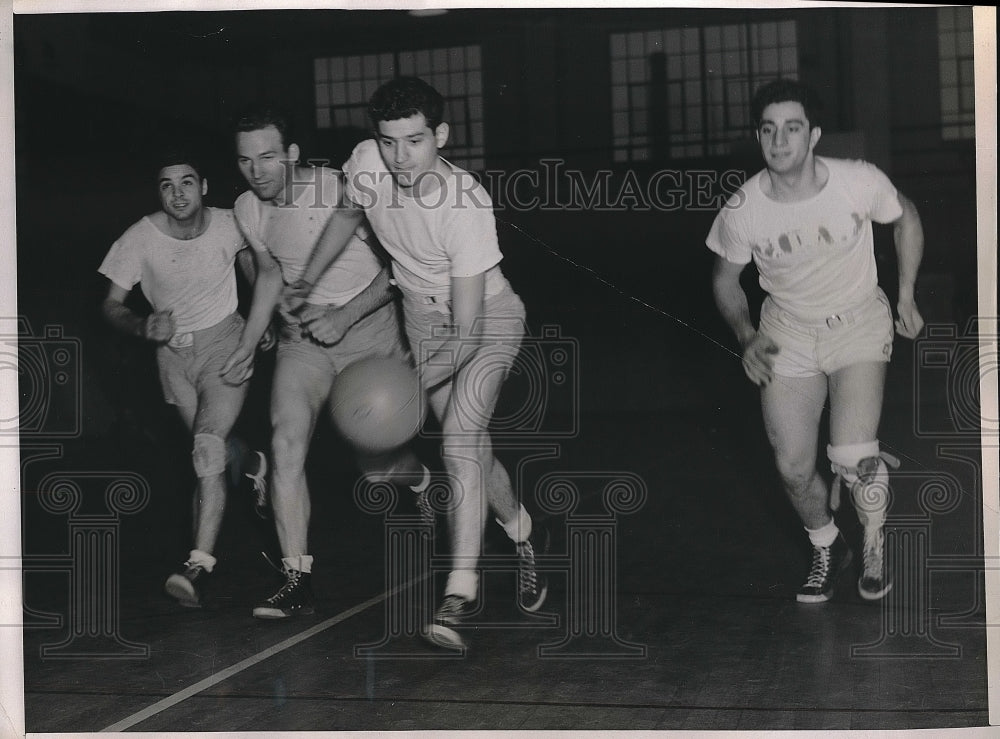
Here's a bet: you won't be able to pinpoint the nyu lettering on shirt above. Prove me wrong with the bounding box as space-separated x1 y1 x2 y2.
234 166 382 307
98 207 244 334
706 157 903 321
342 138 508 301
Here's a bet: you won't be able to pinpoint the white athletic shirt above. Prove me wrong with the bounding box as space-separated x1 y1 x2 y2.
233 166 382 307
706 157 903 321
342 138 507 301
98 207 244 334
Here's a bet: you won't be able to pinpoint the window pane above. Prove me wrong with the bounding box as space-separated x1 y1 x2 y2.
612 85 629 110
611 60 627 85
610 34 627 58
398 51 414 74
627 32 644 56
314 58 329 81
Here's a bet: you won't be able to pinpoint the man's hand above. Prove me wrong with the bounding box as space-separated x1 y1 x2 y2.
283 279 314 315
741 331 780 386
220 342 255 385
144 310 175 343
895 298 925 339
300 303 351 346
258 323 277 352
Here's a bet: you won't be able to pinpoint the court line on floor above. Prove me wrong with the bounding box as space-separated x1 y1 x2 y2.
101 574 427 733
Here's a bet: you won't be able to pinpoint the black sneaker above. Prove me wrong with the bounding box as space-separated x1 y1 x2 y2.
245 451 270 519
858 527 892 600
797 534 852 603
165 562 210 608
434 594 474 625
517 523 550 613
423 594 473 649
252 569 314 619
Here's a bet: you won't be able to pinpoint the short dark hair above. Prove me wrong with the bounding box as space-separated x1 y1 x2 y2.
154 145 204 182
367 76 445 131
751 78 824 130
233 106 295 150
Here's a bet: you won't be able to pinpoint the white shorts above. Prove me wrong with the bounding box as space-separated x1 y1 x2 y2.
759 290 894 378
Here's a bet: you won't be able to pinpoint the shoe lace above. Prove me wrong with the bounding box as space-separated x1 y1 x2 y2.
415 490 434 525
266 570 303 604
260 551 284 575
862 530 884 577
437 595 467 619
517 540 538 595
804 545 832 588
245 452 268 506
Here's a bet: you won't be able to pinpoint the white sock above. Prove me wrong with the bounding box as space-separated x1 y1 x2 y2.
409 465 431 493
188 549 217 573
444 569 478 602
282 554 313 574
805 520 839 548
497 504 532 544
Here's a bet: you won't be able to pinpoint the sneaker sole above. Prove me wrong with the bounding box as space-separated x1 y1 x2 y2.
423 623 466 650
795 548 853 604
796 591 834 604
252 605 315 619
165 575 200 608
858 580 893 601
521 582 549 613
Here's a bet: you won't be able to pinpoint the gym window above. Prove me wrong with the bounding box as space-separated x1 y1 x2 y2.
937 6 975 141
313 45 485 171
609 20 798 162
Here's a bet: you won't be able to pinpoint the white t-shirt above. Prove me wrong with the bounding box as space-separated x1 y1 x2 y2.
342 138 507 301
706 157 903 321
234 166 382 306
98 207 244 334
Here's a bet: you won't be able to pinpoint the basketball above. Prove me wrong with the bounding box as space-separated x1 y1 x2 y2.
329 356 427 454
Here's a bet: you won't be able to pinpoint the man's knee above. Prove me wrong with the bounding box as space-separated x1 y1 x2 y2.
193 433 227 478
272 427 309 469
773 452 818 494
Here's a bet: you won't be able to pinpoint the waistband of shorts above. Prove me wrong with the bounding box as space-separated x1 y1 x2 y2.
402 277 517 308
766 290 884 330
169 311 243 348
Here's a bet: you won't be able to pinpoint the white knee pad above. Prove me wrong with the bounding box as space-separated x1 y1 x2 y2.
827 441 895 527
193 433 227 478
